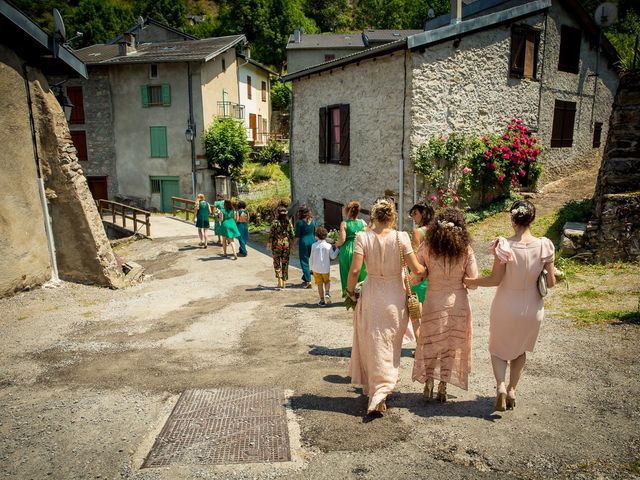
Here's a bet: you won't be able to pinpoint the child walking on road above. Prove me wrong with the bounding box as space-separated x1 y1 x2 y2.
309 227 339 306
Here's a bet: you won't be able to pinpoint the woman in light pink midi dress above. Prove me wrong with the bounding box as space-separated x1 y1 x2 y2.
346 199 425 415
465 200 556 411
412 208 478 403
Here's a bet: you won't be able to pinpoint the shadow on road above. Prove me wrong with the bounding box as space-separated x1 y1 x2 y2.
308 345 414 358
198 255 232 262
285 302 344 309
323 374 351 384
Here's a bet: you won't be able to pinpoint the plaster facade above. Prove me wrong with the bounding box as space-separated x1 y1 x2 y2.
201 48 240 127
238 61 271 144
287 48 361 74
290 52 411 227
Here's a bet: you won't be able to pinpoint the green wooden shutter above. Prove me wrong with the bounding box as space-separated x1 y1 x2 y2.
141 85 149 107
161 83 171 106
150 127 168 157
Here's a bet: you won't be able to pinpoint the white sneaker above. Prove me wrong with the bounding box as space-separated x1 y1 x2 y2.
324 293 332 305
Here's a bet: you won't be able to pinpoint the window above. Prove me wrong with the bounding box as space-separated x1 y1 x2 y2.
222 58 226 71
262 118 268 138
323 199 344 231
319 104 350 165
510 25 540 79
150 64 158 79
261 81 267 102
66 86 85 124
551 100 577 148
71 130 88 161
247 75 252 100
150 126 168 157
150 178 161 193
558 25 581 73
141 84 171 107
324 54 336 62
593 122 603 148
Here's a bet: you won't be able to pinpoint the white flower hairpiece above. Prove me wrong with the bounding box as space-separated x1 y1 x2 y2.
437 220 458 230
511 205 529 216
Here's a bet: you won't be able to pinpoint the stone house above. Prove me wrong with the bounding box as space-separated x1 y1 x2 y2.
283 0 620 230
56 19 275 211
0 0 123 297
286 29 422 73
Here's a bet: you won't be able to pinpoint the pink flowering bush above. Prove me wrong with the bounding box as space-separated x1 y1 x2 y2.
429 188 460 209
465 118 542 204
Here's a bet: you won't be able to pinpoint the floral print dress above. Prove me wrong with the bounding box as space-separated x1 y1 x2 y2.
269 218 295 280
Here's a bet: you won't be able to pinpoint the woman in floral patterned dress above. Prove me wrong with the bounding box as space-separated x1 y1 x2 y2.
267 206 295 289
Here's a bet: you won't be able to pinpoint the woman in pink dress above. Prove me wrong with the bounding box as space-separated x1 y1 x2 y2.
465 200 556 411
412 208 478 403
346 198 425 415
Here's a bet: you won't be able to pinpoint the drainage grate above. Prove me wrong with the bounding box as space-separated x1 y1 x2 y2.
142 387 291 467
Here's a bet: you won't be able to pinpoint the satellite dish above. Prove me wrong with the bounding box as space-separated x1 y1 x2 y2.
595 3 618 27
52 8 66 43
427 8 435 19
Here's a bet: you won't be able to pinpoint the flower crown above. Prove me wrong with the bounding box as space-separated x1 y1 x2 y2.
511 205 529 216
437 220 460 230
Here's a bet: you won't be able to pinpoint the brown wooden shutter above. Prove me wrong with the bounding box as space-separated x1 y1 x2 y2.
67 86 85 124
319 107 327 163
524 31 536 78
510 27 526 77
71 130 88 161
339 104 350 165
593 122 603 148
561 101 576 147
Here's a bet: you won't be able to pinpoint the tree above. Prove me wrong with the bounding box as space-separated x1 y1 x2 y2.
70 0 135 48
303 0 352 32
202 118 252 178
134 0 187 30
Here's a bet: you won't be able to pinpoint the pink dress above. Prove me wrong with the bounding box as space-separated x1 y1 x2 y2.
489 237 555 361
349 230 413 413
412 247 478 390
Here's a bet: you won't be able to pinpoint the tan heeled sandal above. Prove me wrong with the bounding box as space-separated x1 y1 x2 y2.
506 388 516 410
495 385 507 412
423 378 434 400
436 381 447 403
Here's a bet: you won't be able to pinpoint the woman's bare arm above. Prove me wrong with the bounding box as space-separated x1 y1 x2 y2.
465 256 505 287
335 221 347 247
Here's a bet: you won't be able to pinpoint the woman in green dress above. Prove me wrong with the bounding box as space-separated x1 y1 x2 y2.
218 199 241 260
336 201 367 298
213 194 225 245
409 202 435 303
294 205 316 288
194 193 212 248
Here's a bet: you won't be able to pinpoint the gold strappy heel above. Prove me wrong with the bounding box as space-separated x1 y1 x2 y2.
436 382 447 403
423 378 434 400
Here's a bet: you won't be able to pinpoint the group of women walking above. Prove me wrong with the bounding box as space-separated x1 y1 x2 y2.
193 194 250 259
346 197 556 416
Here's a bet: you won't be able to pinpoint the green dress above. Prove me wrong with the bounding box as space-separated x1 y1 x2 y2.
214 200 225 236
339 218 367 296
411 226 428 303
219 208 240 238
195 200 210 229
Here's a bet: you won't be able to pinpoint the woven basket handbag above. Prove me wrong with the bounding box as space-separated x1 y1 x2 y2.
397 231 422 333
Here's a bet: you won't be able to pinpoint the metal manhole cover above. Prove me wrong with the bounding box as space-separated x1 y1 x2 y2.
142 387 291 467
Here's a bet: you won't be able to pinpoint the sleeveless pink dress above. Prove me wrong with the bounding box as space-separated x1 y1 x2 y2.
489 237 555 361
412 247 478 390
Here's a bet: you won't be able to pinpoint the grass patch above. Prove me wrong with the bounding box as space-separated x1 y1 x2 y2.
465 194 521 224
531 199 592 245
81 311 94 318
622 460 640 474
481 267 492 277
17 315 28 321
568 308 640 326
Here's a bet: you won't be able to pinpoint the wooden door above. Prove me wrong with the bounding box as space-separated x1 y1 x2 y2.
323 198 343 231
87 176 108 200
249 113 257 143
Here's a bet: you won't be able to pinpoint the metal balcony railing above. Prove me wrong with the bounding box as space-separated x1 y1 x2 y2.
217 101 245 120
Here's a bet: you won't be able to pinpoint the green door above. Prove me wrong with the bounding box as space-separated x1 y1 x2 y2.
160 179 180 212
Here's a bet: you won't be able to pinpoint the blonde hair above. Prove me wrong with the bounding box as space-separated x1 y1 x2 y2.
194 193 205 212
370 197 397 226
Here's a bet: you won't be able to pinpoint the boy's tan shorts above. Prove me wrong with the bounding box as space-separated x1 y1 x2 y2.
312 272 330 285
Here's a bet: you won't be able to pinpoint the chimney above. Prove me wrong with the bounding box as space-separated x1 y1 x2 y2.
450 0 462 24
118 32 136 56
294 29 301 43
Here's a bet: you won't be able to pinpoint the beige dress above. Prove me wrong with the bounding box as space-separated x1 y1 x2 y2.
489 236 555 361
412 247 478 390
349 229 413 413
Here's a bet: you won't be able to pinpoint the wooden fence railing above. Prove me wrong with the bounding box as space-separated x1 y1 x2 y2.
172 196 222 222
98 199 151 237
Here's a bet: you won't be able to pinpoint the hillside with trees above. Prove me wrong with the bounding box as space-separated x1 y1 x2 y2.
12 0 639 71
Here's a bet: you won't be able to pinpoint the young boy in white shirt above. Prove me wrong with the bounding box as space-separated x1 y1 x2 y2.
309 226 339 306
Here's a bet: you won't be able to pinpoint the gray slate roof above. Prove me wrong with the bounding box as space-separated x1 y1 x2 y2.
286 29 423 50
75 35 246 65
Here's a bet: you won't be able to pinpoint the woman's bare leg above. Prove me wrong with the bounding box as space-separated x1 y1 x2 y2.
508 353 526 391
492 355 508 411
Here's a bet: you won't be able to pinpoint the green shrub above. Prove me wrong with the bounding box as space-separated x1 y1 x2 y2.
202 117 251 178
252 163 281 182
257 139 285 164
271 81 292 110
246 195 290 224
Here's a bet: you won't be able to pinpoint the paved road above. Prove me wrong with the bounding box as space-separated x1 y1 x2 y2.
0 232 637 479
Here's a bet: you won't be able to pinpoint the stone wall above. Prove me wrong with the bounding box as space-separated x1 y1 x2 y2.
410 3 618 186
584 71 640 261
28 67 124 288
290 51 411 227
0 46 51 296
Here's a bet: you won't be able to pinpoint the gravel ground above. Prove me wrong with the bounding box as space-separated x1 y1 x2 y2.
0 213 639 479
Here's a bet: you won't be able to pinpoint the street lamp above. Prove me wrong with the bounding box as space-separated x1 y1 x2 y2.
52 83 74 121
185 121 196 195
185 125 195 143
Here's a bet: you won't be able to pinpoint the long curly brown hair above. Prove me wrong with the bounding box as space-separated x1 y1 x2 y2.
425 208 471 262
